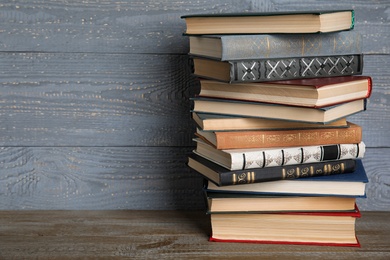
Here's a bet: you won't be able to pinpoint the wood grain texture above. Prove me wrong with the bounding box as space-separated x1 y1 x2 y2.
0 0 388 54
0 0 389 211
0 146 388 211
0 52 388 147
0 210 389 259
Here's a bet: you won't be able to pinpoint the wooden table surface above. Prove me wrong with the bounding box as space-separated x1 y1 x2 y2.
0 210 389 259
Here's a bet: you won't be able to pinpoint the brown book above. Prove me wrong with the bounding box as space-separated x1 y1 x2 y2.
196 122 362 149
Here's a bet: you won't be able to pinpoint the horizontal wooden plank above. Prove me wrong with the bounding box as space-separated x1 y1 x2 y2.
0 146 204 210
0 53 197 146
0 0 388 54
0 210 389 259
0 52 388 147
0 146 388 210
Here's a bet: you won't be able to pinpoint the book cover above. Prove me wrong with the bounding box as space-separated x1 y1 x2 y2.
181 10 354 34
192 97 366 124
209 205 361 247
188 153 357 186
194 138 366 171
193 112 348 131
208 237 361 247
196 122 362 149
198 76 372 108
204 159 368 197
192 54 363 83
189 31 362 61
206 192 357 213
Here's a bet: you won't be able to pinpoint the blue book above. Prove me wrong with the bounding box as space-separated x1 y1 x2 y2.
205 159 368 197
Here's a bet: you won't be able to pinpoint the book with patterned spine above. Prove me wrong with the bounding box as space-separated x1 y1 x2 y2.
194 138 365 171
196 122 362 150
205 159 368 197
189 31 362 61
188 153 357 186
192 54 363 83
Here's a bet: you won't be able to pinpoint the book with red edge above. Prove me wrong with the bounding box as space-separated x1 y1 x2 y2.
209 205 361 247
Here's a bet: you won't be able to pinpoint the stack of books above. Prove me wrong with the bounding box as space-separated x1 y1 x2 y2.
182 10 370 247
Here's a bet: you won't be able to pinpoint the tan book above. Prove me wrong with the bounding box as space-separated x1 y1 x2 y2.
197 76 372 108
193 112 348 131
192 97 366 124
196 122 362 150
181 10 354 35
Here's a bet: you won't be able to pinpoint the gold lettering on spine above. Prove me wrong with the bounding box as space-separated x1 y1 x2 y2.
296 167 300 177
251 171 255 183
282 169 286 179
266 37 270 56
232 173 237 185
341 163 345 172
310 166 314 176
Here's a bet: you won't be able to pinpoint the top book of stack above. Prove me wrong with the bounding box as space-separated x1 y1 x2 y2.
181 10 354 35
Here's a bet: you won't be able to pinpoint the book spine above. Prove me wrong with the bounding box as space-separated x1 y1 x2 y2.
230 142 365 170
215 124 362 149
220 160 356 186
221 32 361 60
229 54 363 83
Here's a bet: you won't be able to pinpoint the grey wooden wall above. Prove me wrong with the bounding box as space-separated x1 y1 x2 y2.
0 0 389 210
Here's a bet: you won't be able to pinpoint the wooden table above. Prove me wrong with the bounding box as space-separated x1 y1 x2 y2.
0 211 389 259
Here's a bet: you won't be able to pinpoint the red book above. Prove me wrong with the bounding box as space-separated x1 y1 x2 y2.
209 205 361 247
198 76 372 108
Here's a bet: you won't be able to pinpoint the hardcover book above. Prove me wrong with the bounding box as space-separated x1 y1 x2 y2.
192 97 366 124
188 31 362 61
191 54 363 83
197 76 372 108
196 122 362 149
205 159 368 197
206 192 357 213
193 112 348 131
181 10 354 34
209 206 361 247
188 153 357 186
193 138 366 171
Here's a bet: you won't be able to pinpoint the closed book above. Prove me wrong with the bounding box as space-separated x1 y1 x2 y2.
181 10 354 34
209 206 361 247
188 153 357 186
198 76 372 108
205 159 368 197
194 138 366 171
206 192 357 213
188 31 362 61
196 122 362 150
193 112 348 131
191 54 363 83
192 97 366 124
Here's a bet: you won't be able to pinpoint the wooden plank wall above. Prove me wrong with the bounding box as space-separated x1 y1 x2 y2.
0 0 389 210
